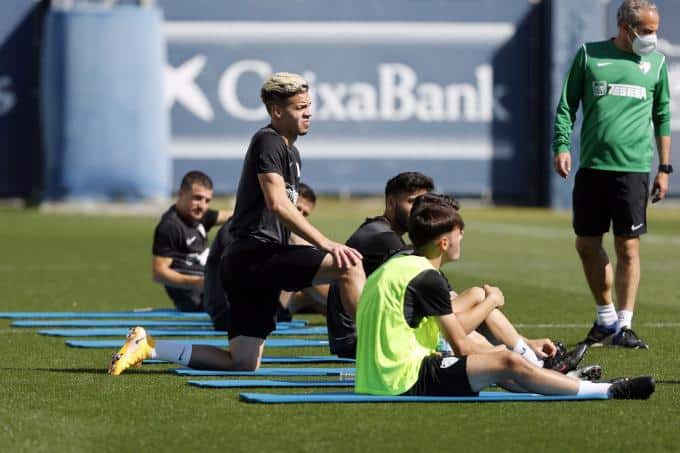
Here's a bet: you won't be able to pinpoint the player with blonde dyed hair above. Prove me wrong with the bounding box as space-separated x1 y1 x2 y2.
109 72 365 375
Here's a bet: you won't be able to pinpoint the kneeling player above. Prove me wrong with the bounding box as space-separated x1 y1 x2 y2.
354 193 654 399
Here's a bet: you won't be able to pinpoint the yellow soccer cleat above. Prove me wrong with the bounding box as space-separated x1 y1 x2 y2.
108 327 155 376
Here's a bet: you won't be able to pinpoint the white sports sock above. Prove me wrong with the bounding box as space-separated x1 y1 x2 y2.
577 381 612 396
617 310 634 332
513 339 543 368
596 304 618 329
152 341 192 366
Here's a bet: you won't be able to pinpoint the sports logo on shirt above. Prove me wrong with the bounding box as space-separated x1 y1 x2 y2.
592 81 646 100
592 81 607 96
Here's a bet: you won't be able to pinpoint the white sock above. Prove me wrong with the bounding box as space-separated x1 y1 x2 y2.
152 341 192 366
513 339 543 368
577 381 612 396
617 310 634 332
596 304 618 329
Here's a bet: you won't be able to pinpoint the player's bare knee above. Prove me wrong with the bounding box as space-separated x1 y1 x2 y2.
232 356 260 371
340 261 365 283
614 238 639 262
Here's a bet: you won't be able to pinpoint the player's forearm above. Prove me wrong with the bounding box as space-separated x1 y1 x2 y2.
655 136 671 165
271 198 328 249
153 268 203 289
453 298 497 334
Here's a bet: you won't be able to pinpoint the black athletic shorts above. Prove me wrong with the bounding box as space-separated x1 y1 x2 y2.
573 168 649 237
164 286 203 312
220 242 327 339
402 355 477 397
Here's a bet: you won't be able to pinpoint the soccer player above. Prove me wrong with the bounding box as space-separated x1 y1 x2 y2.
151 171 231 312
354 193 655 399
109 72 364 375
202 182 323 330
327 172 589 377
553 0 672 349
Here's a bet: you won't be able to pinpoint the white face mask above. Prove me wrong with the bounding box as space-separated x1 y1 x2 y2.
631 28 657 56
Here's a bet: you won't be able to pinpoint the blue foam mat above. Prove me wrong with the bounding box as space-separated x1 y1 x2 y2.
144 356 354 365
240 391 611 404
65 338 328 349
172 367 355 377
188 379 354 388
14 319 213 328
13 319 306 328
39 326 327 337
0 310 210 319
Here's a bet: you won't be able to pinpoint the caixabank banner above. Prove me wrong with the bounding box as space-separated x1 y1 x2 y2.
158 0 548 202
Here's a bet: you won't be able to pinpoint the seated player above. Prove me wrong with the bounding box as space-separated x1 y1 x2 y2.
203 182 326 330
327 172 590 377
354 193 655 399
151 171 231 312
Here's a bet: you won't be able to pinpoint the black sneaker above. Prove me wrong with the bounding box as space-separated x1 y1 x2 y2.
608 376 655 399
581 322 616 347
543 342 588 373
567 364 603 381
611 327 649 349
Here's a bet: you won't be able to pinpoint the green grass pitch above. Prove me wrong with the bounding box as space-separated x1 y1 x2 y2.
1 199 679 452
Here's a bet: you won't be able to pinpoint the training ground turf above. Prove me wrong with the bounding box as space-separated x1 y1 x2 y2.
1 199 679 452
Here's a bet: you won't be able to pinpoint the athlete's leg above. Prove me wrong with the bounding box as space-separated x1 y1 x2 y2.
451 287 496 333
613 235 640 313
465 350 586 395
576 235 614 308
312 255 365 318
187 336 264 371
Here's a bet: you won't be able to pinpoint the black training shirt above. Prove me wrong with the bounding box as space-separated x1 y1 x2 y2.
403 269 454 327
152 205 218 276
228 125 301 250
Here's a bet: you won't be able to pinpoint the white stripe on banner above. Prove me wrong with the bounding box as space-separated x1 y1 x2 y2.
170 138 508 160
162 21 516 45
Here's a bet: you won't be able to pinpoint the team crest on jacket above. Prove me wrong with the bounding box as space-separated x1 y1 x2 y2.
639 61 651 74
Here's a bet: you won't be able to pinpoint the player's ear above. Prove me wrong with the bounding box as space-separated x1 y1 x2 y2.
271 102 283 119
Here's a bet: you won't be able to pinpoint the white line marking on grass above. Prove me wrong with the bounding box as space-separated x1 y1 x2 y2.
473 222 680 246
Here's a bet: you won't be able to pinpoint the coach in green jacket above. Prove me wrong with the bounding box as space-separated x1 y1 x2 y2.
552 0 672 349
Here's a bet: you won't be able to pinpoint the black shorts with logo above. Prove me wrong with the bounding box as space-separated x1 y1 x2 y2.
573 168 649 237
402 355 477 397
220 242 326 339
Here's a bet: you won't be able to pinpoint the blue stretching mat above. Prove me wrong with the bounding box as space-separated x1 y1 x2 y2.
38 326 327 337
171 367 355 377
65 338 328 349
12 319 307 329
14 320 214 328
188 379 354 388
239 391 611 404
0 310 209 319
144 356 354 365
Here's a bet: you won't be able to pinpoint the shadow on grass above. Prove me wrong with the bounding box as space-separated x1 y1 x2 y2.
35 367 170 375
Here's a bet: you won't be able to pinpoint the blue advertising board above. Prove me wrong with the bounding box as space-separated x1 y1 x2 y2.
0 0 45 200
158 0 545 200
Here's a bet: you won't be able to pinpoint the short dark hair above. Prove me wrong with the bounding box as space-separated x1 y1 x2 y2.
179 171 213 192
385 172 435 198
298 182 316 204
408 193 464 248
